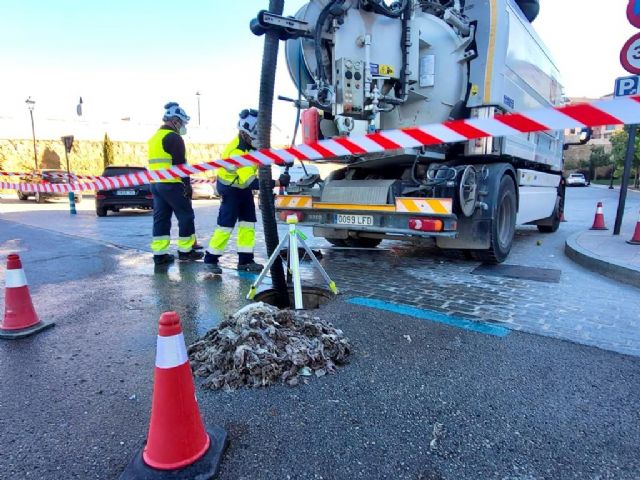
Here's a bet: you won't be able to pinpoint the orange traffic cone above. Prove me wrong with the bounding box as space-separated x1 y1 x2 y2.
1 253 54 339
589 202 608 230
121 311 227 479
628 210 640 245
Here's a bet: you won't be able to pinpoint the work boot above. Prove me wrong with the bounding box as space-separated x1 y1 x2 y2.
153 254 175 265
206 263 223 274
178 250 204 262
237 261 264 273
204 252 222 273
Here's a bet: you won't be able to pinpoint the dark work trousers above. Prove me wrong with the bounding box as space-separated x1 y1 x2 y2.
212 181 257 264
151 183 196 253
216 182 257 227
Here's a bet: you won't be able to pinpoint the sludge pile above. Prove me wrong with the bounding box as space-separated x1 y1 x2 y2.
188 302 352 391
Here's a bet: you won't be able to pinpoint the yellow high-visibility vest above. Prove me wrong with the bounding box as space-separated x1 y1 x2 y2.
216 136 257 189
148 128 181 184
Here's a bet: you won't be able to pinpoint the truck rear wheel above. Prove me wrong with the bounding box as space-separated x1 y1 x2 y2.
472 175 516 264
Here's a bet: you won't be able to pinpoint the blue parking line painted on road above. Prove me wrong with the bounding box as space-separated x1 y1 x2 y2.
347 297 510 338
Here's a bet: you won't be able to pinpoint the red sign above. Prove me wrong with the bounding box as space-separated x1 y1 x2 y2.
621 32 640 74
628 0 640 28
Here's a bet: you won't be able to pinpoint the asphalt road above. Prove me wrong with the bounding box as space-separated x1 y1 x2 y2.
0 186 639 479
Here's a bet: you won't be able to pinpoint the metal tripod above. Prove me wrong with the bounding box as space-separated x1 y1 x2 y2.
247 215 338 309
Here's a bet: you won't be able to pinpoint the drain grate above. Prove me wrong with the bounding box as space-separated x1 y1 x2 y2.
472 264 561 283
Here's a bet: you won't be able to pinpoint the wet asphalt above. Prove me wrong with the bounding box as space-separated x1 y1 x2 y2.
0 219 639 480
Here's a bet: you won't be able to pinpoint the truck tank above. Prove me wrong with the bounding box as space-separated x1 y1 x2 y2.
285 0 561 169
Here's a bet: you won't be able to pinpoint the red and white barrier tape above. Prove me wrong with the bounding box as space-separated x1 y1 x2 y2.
2 95 639 193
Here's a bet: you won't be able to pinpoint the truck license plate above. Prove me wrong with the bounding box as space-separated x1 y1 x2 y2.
336 214 374 226
116 190 136 196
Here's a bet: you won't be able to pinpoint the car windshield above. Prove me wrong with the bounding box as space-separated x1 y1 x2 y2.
103 167 146 177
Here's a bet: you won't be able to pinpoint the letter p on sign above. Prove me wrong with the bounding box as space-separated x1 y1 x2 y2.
615 75 640 97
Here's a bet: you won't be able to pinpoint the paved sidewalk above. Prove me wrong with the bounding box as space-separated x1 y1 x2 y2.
566 186 640 287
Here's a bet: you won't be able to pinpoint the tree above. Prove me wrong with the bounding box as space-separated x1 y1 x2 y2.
610 128 640 188
588 145 611 181
102 133 114 170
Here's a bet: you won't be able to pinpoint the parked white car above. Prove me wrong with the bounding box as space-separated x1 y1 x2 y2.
191 181 217 199
566 173 588 187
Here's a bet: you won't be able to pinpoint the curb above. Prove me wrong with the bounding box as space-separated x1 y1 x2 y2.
589 184 640 194
565 232 640 288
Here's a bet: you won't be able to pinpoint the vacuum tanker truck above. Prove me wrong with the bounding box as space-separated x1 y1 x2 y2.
252 0 584 262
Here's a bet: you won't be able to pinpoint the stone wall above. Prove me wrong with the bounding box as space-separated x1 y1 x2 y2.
0 139 225 175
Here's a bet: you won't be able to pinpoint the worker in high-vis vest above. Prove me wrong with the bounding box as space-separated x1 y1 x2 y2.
204 108 290 274
148 102 204 265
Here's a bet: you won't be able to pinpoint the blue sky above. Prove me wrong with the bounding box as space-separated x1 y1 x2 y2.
0 0 637 142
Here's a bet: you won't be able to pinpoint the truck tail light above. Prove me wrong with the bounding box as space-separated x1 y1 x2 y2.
96 194 106 200
408 218 443 232
145 194 153 199
279 210 304 222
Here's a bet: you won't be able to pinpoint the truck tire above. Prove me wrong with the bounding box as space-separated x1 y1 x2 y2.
345 238 382 248
17 191 28 201
537 198 561 233
537 182 564 234
472 175 516 264
35 192 44 204
96 206 108 217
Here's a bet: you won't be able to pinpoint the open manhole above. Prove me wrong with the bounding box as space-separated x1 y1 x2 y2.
254 286 335 309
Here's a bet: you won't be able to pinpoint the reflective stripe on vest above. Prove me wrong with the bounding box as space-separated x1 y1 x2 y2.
148 128 181 183
215 136 257 189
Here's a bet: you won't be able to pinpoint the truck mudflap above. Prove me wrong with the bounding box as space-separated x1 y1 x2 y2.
274 195 458 238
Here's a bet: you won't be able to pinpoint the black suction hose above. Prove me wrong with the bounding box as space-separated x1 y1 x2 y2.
257 0 289 308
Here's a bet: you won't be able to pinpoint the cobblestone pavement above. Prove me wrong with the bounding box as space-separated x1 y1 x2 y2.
1 185 639 356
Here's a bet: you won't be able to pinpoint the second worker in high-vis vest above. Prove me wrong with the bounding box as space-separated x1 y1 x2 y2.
148 102 204 265
204 108 290 274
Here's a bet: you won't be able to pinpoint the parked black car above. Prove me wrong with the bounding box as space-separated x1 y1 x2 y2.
17 169 83 203
95 166 153 217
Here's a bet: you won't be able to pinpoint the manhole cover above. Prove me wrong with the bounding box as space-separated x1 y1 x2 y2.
472 264 561 283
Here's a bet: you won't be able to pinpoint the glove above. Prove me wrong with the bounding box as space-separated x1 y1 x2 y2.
278 172 291 188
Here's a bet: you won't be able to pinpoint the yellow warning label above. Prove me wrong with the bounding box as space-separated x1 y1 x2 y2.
275 196 313 209
379 64 395 76
470 84 479 96
395 198 453 215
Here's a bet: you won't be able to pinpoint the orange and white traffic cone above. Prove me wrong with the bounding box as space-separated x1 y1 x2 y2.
627 210 640 245
1 253 54 339
121 311 227 479
589 202 608 230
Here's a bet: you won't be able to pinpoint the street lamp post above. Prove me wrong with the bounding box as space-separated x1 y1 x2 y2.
25 97 38 170
196 91 201 126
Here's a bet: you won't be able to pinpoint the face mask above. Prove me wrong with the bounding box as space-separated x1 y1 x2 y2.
178 125 187 136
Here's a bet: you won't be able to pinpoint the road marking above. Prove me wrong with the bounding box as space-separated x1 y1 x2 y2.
347 297 510 337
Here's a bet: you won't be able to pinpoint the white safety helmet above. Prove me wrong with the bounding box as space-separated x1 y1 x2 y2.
238 108 259 139
163 102 190 124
